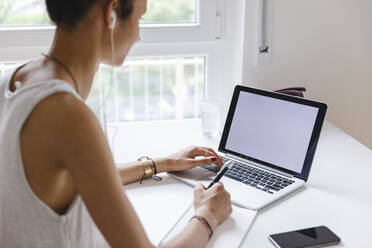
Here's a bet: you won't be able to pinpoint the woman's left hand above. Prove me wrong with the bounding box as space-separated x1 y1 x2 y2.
155 146 224 173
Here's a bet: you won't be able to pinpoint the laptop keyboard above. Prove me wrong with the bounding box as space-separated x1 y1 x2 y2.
200 158 295 194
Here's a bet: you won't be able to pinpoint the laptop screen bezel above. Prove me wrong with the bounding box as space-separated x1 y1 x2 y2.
218 85 327 181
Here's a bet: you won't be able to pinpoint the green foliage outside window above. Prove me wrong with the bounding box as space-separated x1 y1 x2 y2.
0 0 12 24
142 0 195 24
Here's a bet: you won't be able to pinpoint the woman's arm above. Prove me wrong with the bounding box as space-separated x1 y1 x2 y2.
50 93 152 247
117 146 224 185
161 218 210 248
48 93 230 248
116 158 170 185
162 183 232 248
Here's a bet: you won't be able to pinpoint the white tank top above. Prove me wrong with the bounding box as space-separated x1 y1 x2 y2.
0 69 109 248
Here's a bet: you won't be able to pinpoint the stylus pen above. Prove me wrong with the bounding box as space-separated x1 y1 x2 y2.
206 160 234 189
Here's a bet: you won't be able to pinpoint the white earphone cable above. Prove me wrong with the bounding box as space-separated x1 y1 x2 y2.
95 28 115 123
95 20 117 156
107 24 117 157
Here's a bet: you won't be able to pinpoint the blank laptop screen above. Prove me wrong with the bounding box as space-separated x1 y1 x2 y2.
225 91 319 173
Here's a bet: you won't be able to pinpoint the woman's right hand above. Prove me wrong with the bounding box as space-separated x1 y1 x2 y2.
193 183 232 231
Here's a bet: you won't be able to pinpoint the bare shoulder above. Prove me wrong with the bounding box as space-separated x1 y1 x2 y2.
22 91 108 169
37 92 95 122
26 91 99 137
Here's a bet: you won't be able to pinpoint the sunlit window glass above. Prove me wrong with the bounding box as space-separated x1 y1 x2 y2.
87 56 205 123
141 0 196 24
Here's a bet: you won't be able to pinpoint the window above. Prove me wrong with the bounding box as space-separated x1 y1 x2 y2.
0 0 220 126
0 56 204 122
88 56 205 123
0 0 217 46
0 0 197 27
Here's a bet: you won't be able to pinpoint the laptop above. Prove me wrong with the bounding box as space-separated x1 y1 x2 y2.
169 85 327 210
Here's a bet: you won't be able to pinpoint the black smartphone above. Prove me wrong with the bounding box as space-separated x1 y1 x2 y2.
269 226 341 248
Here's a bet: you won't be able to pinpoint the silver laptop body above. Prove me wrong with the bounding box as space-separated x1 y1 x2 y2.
170 85 327 210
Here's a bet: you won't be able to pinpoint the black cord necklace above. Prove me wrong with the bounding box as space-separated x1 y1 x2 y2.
41 53 80 95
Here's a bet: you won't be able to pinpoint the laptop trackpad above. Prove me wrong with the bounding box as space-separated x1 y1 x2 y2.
171 167 216 181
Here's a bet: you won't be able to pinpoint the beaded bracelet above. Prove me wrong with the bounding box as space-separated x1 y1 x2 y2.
190 216 213 240
150 158 162 181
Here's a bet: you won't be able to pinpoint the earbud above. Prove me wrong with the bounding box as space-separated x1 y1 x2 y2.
109 10 117 30
15 81 22 90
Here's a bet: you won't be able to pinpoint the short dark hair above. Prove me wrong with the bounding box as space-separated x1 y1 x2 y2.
45 0 133 29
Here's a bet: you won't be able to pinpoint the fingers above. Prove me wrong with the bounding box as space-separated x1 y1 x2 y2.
193 181 232 228
202 147 223 160
213 183 232 216
226 191 231 201
226 192 232 211
209 182 225 192
200 147 224 167
190 146 211 157
189 146 224 167
210 183 232 217
188 157 218 167
194 183 206 194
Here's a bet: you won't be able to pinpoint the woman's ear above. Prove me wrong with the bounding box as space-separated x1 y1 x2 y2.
109 11 117 30
105 0 119 30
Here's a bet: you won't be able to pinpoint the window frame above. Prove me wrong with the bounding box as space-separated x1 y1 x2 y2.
139 0 218 43
0 0 224 105
0 0 218 57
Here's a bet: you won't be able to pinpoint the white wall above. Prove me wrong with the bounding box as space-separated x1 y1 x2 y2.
207 0 246 105
242 0 372 149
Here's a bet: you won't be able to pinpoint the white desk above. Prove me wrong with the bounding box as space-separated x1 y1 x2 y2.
109 119 372 247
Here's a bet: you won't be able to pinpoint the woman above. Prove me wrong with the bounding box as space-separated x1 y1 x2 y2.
0 0 232 247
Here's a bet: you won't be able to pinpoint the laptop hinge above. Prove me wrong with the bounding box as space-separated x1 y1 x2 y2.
224 154 294 178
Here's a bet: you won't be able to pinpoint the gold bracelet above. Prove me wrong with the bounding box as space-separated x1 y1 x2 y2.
138 156 155 183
